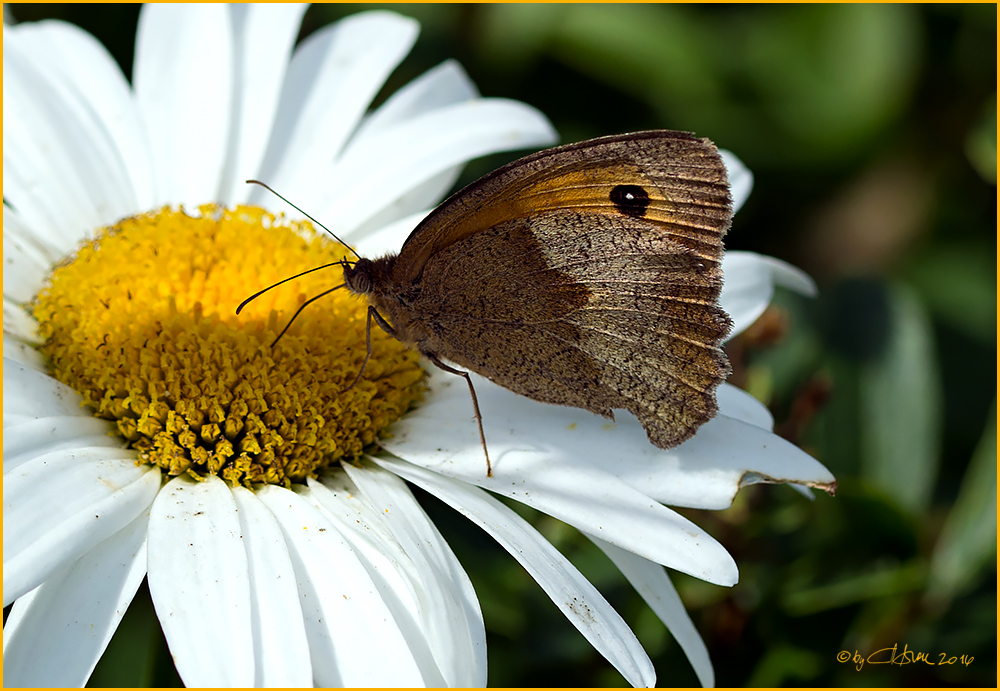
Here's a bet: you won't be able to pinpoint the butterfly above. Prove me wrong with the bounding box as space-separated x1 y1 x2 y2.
336 130 733 475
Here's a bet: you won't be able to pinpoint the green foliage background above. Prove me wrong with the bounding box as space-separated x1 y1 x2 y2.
8 3 996 687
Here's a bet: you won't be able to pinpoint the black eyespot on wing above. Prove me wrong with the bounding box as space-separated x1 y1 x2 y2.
610 184 651 218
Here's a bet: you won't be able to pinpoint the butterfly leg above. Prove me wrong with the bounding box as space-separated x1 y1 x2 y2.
338 305 391 395
424 353 493 478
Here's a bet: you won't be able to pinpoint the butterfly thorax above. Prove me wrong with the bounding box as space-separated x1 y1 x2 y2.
343 254 429 348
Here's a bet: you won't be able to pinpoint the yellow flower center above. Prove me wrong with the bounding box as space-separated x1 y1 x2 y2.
32 205 424 486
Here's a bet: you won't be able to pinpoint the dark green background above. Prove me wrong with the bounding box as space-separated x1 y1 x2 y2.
7 3 996 687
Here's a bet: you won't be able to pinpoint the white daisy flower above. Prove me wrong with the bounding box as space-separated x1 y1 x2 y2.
3 4 835 688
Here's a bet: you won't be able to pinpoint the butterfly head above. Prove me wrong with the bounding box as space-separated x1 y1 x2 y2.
342 255 397 299
342 258 372 296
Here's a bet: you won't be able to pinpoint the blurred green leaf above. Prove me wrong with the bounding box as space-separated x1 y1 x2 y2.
475 3 566 72
904 243 997 344
782 561 925 616
840 589 919 660
87 583 163 687
860 283 942 514
632 604 669 657
551 4 721 106
965 93 997 184
743 4 921 162
747 644 822 687
747 291 825 405
806 357 863 476
927 399 997 605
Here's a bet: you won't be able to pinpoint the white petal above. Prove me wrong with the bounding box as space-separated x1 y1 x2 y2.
716 382 773 430
230 486 312 687
788 483 818 500
383 369 738 585
719 149 752 214
253 11 420 204
592 537 714 688
334 60 480 237
3 358 88 422
303 476 447 686
8 19 155 214
146 475 254 687
352 208 430 258
374 456 657 688
617 414 838 509
0 163 64 263
3 300 39 344
255 484 426 686
3 204 62 269
4 223 51 304
134 4 233 207
349 60 479 146
761 253 818 296
346 169 462 242
2 511 148 687
3 33 104 243
3 332 46 372
219 3 308 205
340 462 488 686
4 415 121 474
719 252 772 337
720 251 817 338
3 448 158 606
313 99 558 236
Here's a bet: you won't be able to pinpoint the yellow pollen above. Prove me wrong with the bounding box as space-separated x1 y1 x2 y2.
32 205 424 486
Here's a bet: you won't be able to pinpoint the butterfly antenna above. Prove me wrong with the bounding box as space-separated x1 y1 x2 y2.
246 179 361 260
236 261 347 315
270 284 346 347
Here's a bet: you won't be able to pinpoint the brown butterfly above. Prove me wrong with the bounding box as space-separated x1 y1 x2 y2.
334 130 734 475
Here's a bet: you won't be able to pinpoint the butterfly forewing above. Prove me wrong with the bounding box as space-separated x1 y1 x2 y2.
394 130 730 283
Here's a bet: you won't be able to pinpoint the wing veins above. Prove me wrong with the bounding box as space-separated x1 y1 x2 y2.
572 309 722 348
534 323 714 396
441 250 718 291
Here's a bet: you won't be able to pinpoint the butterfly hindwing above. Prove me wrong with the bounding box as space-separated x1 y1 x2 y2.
407 216 731 447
